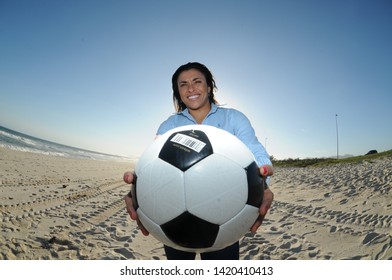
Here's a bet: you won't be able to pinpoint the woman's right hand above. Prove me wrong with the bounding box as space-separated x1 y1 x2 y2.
123 171 149 236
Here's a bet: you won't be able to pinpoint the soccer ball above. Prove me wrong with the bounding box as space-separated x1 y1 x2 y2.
132 124 264 253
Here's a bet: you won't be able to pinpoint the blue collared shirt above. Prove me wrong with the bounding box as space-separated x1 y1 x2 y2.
157 104 272 183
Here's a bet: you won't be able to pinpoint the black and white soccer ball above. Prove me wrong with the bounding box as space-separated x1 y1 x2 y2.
132 124 264 253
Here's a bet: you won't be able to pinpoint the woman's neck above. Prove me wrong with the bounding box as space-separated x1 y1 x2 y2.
188 103 211 124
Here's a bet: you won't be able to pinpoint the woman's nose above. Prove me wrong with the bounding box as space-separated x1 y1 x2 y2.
187 83 195 92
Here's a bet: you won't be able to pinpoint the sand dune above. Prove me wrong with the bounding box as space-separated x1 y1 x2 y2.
1 147 391 260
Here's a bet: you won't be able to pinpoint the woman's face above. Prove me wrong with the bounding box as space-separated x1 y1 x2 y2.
177 69 211 112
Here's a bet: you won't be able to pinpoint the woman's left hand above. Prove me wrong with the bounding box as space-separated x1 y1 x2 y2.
250 165 274 233
250 188 274 233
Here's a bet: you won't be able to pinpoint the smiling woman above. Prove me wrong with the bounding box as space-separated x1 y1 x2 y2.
123 62 274 260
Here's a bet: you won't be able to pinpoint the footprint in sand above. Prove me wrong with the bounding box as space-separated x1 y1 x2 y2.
329 225 338 233
114 247 136 259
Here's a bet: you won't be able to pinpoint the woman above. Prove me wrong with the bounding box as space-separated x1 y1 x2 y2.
124 62 274 260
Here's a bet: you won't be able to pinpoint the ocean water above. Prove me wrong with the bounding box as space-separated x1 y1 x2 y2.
0 125 132 162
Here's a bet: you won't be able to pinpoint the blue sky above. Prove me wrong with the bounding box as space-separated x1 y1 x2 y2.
1 0 391 160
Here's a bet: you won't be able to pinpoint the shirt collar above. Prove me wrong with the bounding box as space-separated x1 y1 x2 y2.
180 103 219 122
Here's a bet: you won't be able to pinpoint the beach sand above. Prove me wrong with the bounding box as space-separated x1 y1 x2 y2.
1 146 391 260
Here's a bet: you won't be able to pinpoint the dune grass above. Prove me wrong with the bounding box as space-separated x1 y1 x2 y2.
272 149 392 168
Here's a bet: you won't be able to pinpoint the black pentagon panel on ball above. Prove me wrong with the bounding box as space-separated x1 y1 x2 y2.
161 211 220 249
159 129 213 171
131 174 139 211
245 161 265 207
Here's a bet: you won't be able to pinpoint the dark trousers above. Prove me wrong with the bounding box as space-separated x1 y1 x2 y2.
164 241 239 260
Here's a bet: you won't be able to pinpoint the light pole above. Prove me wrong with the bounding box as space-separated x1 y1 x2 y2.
265 137 268 150
335 114 339 160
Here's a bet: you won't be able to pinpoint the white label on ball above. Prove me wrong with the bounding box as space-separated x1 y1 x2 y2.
170 133 206 153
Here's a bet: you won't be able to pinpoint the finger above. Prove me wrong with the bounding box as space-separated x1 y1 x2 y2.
251 189 274 233
137 220 150 236
260 188 274 216
124 195 137 220
259 165 274 177
123 172 134 184
250 215 265 233
260 204 271 216
124 195 149 235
